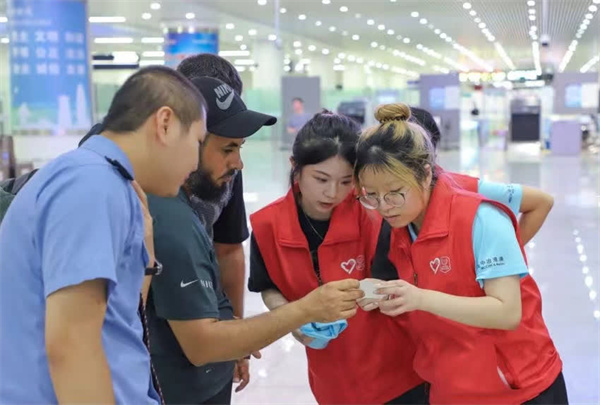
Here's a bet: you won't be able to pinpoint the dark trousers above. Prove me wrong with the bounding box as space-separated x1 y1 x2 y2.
385 372 568 405
524 372 569 405
386 383 429 404
200 380 233 405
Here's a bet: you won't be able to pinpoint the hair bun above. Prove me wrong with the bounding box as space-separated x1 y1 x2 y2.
374 103 412 124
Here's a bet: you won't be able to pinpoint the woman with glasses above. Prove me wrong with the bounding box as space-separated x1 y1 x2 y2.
248 111 427 404
354 103 567 404
248 109 556 404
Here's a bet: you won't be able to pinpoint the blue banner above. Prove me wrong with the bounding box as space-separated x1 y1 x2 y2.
164 30 219 68
8 0 92 135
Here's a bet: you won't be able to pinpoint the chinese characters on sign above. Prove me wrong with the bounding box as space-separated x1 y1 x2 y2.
8 0 91 135
11 29 87 79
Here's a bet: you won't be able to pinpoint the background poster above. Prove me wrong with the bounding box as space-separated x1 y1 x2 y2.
165 30 219 68
8 0 92 135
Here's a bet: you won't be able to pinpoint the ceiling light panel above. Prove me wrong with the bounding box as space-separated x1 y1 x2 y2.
94 37 134 44
456 3 515 71
89 16 126 23
580 55 600 73
525 0 541 73
141 37 164 44
214 1 580 76
559 1 598 72
410 10 494 71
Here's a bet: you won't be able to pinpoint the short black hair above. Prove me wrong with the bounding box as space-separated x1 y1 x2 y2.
102 66 206 133
290 110 360 186
292 97 304 104
177 53 243 96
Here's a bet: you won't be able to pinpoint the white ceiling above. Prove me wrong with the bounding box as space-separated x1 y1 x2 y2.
2 0 599 74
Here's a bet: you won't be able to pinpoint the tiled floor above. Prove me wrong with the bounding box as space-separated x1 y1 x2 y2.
233 131 600 405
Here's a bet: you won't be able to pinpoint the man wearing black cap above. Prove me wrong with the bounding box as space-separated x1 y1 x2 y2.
1 54 252 326
176 54 248 324
146 77 364 405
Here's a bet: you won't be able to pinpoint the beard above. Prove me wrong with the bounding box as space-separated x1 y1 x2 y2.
185 156 237 202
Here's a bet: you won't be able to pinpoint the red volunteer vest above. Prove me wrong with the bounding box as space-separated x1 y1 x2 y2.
251 189 423 404
388 173 562 404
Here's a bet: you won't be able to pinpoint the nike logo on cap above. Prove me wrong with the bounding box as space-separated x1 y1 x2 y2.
180 279 199 288
215 83 235 110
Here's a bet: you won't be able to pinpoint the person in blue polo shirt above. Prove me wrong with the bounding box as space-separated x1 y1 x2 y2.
0 66 207 404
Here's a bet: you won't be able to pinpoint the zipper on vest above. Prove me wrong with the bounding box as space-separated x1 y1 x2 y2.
310 249 323 286
315 271 323 286
406 248 418 286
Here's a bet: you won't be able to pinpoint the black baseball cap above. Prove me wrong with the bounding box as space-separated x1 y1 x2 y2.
191 76 277 138
78 76 277 146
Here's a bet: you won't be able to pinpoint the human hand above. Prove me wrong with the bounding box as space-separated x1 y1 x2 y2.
233 351 261 393
291 329 314 347
131 180 154 266
376 280 424 317
301 279 364 323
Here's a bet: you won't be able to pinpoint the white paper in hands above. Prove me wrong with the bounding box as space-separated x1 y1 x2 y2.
359 279 387 300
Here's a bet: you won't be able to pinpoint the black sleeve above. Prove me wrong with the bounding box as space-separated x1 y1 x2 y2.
247 233 279 292
213 173 250 244
371 221 400 281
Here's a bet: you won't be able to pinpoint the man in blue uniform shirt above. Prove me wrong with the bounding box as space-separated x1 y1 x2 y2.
0 66 207 404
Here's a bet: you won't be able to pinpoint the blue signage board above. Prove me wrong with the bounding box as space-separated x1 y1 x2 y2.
429 87 446 110
8 0 92 135
165 30 219 68
565 84 582 108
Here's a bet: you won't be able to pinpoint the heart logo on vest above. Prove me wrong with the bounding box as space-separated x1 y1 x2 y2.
430 258 441 274
341 259 357 274
430 256 452 274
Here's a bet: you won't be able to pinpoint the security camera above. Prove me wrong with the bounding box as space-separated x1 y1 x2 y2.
540 34 550 48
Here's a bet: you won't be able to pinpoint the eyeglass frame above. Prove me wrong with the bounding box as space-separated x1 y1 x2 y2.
356 190 407 210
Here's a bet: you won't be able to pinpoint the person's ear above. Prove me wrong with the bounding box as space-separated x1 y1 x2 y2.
424 164 433 189
154 106 176 145
290 159 302 183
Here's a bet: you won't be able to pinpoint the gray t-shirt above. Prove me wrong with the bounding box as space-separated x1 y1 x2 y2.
287 112 312 132
147 190 235 404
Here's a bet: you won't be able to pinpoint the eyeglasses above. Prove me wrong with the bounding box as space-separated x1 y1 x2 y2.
357 191 406 210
